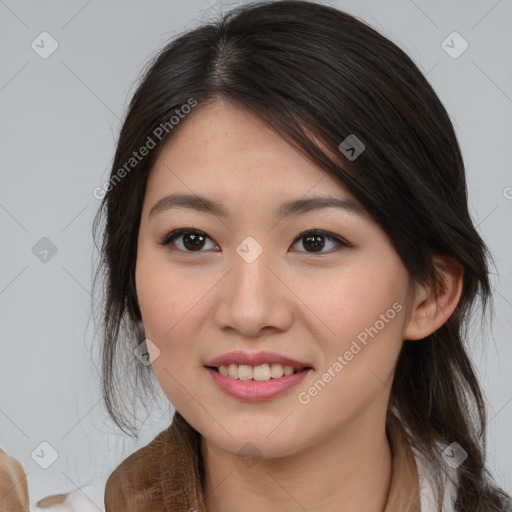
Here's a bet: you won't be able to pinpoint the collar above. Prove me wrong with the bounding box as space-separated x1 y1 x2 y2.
104 414 457 512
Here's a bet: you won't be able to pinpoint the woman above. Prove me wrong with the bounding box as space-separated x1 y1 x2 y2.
92 1 512 511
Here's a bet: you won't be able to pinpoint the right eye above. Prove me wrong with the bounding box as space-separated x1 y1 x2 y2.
159 228 219 252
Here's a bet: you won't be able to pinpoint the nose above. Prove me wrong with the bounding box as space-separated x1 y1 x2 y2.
212 244 294 338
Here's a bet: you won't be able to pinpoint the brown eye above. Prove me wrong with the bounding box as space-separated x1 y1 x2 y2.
302 234 326 252
159 229 218 252
290 230 350 254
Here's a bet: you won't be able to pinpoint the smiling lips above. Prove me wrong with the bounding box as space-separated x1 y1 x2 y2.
216 363 300 381
205 350 313 380
204 350 313 399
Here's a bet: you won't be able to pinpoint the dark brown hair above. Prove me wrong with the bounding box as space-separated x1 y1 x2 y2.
92 1 511 510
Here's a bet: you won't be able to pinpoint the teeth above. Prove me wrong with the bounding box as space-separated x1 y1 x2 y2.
227 364 238 379
238 364 253 380
254 364 270 381
216 363 301 380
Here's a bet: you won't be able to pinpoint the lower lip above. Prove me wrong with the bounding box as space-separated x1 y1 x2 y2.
206 367 311 401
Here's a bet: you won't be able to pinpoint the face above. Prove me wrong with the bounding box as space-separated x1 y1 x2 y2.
135 100 415 459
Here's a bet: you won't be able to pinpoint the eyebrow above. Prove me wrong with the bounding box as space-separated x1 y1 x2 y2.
148 193 365 220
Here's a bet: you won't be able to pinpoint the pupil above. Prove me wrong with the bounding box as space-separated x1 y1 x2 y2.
304 234 324 252
184 233 205 251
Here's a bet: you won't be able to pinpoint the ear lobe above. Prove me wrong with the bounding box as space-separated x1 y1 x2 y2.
403 257 464 341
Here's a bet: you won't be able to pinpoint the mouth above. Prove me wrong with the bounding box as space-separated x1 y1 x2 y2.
205 363 313 401
206 363 313 381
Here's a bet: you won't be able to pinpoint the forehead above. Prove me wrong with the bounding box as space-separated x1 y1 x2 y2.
145 100 354 206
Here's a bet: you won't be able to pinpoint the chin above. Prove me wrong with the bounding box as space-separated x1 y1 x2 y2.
202 426 304 461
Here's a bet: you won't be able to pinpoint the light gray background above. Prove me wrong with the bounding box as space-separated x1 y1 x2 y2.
1 0 511 506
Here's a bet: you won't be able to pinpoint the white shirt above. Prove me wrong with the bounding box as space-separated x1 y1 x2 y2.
414 443 459 512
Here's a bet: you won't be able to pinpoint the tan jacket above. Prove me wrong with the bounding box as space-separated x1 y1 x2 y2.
0 414 458 511
103 414 458 512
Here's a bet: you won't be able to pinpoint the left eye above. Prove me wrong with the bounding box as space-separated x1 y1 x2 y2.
159 228 350 254
291 230 350 253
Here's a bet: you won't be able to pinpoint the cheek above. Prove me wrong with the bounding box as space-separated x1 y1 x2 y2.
306 258 409 368
136 243 193 332
135 255 198 406
136 261 174 334
135 248 183 353
135 248 215 368
294 267 408 429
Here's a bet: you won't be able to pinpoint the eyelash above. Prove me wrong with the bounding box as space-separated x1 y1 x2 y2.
158 228 351 254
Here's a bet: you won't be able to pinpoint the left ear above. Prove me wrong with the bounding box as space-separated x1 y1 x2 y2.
403 256 464 341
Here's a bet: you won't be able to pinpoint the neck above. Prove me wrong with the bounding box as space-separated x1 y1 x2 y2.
201 410 393 512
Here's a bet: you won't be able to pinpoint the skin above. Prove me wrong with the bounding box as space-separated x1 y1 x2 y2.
135 99 462 512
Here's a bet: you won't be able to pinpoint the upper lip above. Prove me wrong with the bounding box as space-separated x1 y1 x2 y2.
205 351 313 370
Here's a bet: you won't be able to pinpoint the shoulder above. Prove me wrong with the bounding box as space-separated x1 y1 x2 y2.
0 448 30 512
104 428 171 512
